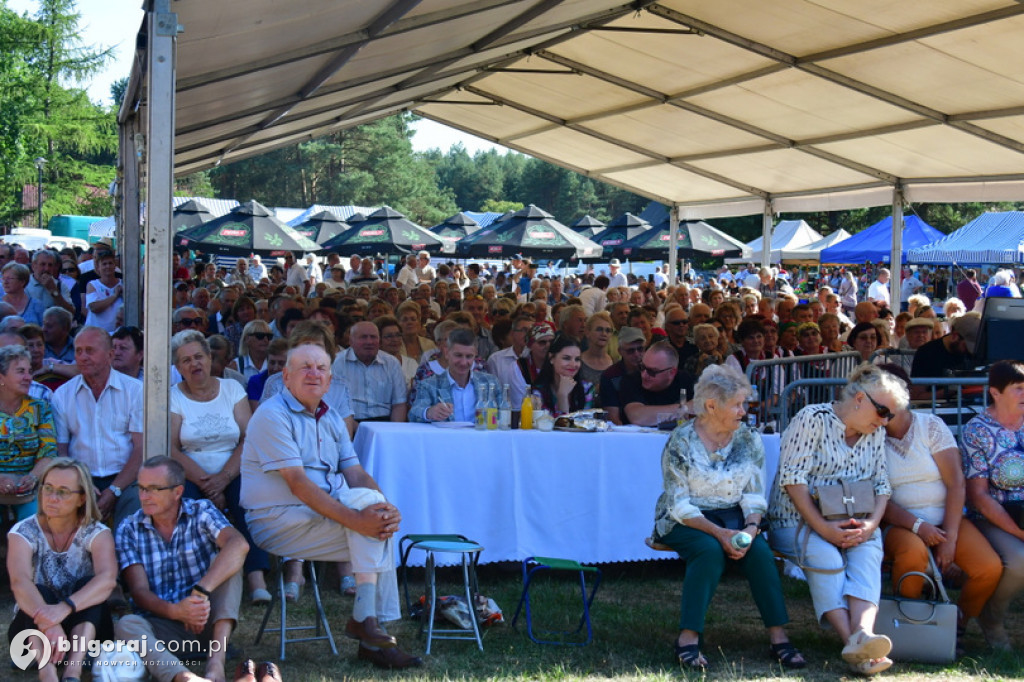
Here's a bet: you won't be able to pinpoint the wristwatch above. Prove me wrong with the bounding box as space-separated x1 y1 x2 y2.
109 484 123 498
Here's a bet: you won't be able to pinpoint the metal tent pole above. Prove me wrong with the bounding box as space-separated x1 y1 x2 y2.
891 184 904 311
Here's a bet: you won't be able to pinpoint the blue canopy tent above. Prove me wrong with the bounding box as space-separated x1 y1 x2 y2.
820 215 944 265
908 212 1024 265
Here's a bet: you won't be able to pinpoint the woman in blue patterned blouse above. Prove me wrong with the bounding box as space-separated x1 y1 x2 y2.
652 364 803 671
962 359 1024 650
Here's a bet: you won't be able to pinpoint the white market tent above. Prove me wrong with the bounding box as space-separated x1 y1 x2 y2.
119 0 1024 455
779 228 852 263
908 211 1024 265
724 219 821 265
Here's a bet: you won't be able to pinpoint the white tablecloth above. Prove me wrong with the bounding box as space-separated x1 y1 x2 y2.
353 423 780 566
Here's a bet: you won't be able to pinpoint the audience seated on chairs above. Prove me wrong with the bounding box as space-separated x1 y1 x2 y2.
111 323 144 380
486 314 533 412
116 456 248 682
334 321 407 423
52 326 143 527
246 337 288 414
411 327 500 423
241 344 421 670
620 341 694 427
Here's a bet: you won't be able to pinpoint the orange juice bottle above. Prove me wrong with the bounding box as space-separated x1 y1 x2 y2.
520 394 534 430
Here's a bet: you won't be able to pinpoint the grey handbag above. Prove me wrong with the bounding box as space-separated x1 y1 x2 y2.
814 479 875 519
874 552 957 663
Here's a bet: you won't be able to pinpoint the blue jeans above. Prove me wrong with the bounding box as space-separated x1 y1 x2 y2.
183 476 269 574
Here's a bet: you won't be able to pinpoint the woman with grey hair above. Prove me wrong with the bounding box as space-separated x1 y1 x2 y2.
0 345 56 520
651 363 804 670
1 262 46 325
769 363 908 676
169 329 270 603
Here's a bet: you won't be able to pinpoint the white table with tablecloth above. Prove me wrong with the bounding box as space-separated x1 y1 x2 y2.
352 422 781 566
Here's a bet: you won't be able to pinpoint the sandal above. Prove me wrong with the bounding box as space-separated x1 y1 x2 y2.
770 641 806 669
675 643 708 670
849 657 892 676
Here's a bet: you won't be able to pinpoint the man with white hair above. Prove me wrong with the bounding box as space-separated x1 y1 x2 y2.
396 254 418 292
607 259 628 289
248 255 267 283
305 254 323 286
414 251 435 286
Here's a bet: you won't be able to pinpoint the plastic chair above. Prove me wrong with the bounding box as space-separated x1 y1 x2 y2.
399 534 484 654
254 557 337 661
511 556 602 645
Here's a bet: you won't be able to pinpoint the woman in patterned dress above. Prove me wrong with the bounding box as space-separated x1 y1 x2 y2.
961 359 1024 650
653 364 804 670
769 363 907 676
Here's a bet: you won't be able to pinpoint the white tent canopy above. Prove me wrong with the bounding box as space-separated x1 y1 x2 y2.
782 228 852 263
725 219 822 265
119 0 1024 458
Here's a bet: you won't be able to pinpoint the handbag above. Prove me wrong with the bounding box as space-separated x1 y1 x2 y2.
874 553 957 663
814 479 875 520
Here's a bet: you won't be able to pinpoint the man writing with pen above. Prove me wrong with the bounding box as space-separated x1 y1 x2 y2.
410 327 500 423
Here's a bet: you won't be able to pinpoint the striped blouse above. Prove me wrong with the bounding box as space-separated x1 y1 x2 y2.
769 403 890 529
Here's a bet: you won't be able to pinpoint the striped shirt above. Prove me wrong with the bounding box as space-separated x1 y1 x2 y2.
115 498 231 610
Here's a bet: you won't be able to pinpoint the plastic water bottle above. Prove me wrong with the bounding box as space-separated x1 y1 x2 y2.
486 384 498 430
498 384 512 430
731 531 753 550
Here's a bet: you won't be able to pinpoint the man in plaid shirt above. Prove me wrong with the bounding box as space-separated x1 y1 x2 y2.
115 456 248 682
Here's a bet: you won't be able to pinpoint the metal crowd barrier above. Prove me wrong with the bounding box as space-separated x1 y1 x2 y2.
771 376 989 435
743 351 861 427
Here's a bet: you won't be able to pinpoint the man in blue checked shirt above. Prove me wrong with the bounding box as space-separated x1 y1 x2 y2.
115 456 248 682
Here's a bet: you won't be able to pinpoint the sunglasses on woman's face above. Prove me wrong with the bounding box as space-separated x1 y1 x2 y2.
250 332 273 341
863 392 894 421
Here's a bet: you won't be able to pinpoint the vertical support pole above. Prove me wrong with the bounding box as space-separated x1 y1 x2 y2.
761 200 773 268
143 0 178 460
668 206 679 286
891 184 904 312
120 119 141 327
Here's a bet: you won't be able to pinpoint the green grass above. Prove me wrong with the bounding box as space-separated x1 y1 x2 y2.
5 560 1024 681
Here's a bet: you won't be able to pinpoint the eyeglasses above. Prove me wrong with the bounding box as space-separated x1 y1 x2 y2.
592 327 614 334
621 345 645 355
249 332 273 341
381 333 403 340
40 484 83 500
493 310 510 316
62 268 77 274
178 318 203 327
666 319 689 326
138 484 177 495
863 392 894 421
512 327 531 334
640 363 674 377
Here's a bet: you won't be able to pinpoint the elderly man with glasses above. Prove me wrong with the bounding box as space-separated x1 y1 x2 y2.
600 326 646 425
664 305 698 367
620 341 696 426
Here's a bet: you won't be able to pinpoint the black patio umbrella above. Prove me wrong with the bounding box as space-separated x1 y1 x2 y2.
570 214 605 237
320 206 443 256
455 204 602 259
172 199 216 233
176 199 320 257
429 212 481 254
291 209 351 245
617 219 747 260
593 212 652 258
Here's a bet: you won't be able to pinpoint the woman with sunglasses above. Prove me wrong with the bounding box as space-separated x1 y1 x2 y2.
0 346 56 520
961 359 1024 650
876 364 1002 655
7 458 117 682
531 334 594 416
769 363 907 676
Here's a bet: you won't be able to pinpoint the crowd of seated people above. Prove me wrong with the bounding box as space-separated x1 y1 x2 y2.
1 245 1022 679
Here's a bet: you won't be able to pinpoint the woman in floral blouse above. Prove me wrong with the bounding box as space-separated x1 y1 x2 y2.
962 359 1024 650
652 364 803 671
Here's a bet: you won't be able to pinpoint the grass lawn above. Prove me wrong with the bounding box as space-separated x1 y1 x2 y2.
4 559 1023 681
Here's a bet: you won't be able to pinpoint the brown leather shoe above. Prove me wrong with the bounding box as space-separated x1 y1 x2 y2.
345 616 397 648
357 643 424 669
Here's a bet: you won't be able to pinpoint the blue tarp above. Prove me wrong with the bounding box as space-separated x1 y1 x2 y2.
819 215 944 265
907 211 1024 265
